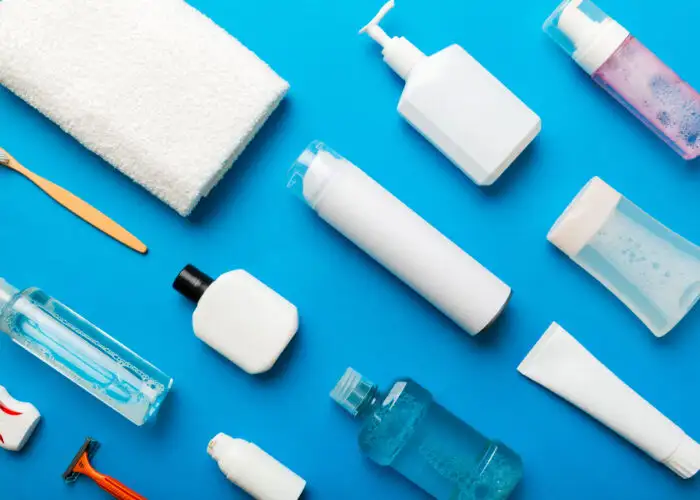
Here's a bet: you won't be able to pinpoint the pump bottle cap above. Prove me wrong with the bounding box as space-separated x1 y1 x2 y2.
360 0 426 80
543 0 629 74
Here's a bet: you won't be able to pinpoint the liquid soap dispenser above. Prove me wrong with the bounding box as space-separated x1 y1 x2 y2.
174 265 299 375
361 1 541 186
544 0 700 159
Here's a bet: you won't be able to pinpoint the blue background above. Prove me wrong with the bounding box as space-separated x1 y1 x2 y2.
2 0 700 498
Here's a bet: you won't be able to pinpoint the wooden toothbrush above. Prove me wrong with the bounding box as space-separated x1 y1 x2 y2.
0 148 147 254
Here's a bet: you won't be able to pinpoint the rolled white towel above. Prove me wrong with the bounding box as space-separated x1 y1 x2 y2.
0 0 289 216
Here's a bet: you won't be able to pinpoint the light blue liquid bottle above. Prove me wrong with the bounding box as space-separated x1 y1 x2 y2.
0 278 172 425
331 368 522 499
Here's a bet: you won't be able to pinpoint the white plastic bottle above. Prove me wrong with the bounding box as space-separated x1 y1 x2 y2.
287 142 512 336
360 0 541 186
173 265 299 374
208 434 306 500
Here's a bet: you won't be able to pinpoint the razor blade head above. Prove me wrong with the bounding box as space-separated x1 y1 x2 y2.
62 437 100 483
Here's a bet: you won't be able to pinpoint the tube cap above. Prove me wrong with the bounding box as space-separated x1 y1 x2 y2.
173 265 214 303
330 368 377 417
548 177 622 257
0 385 41 452
208 434 306 500
664 435 700 479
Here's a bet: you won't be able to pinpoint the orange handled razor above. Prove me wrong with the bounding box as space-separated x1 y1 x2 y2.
63 438 147 500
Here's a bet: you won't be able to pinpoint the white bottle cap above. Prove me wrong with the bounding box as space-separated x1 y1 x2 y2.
0 385 41 452
208 434 306 500
360 0 426 80
548 177 622 257
543 0 629 74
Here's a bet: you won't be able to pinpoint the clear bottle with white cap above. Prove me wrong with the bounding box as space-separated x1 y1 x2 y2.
548 177 700 337
330 367 523 499
544 0 700 159
361 1 541 186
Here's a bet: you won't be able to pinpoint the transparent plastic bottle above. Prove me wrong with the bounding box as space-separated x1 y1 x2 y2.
548 178 700 337
544 0 700 159
331 368 523 499
0 278 172 425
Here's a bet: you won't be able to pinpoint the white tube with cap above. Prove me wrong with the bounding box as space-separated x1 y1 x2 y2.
208 434 306 500
359 1 541 186
519 323 700 478
0 385 40 452
287 141 512 335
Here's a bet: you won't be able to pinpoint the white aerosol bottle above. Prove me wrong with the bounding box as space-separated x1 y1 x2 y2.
287 141 512 336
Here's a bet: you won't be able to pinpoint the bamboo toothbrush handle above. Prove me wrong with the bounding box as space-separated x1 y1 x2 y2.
8 158 147 254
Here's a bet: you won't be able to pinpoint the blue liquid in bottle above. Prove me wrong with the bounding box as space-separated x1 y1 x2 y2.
0 279 172 425
331 368 522 499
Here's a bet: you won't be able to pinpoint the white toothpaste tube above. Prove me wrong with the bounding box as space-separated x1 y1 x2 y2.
518 322 700 478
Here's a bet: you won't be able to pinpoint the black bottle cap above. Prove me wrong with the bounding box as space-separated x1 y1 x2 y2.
173 265 214 303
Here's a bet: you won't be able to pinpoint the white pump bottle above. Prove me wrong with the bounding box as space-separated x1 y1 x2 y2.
361 1 541 186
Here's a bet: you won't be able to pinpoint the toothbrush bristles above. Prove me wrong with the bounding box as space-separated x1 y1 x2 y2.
0 150 8 165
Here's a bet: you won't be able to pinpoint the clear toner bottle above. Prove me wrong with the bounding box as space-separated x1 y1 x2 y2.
0 278 172 425
331 368 522 499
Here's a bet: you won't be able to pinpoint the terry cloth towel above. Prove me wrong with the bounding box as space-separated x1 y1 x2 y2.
0 0 289 216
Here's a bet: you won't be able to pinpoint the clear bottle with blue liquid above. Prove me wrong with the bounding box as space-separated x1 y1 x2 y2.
0 278 172 425
331 368 523 499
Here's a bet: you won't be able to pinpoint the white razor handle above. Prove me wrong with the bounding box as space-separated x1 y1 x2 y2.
0 385 40 451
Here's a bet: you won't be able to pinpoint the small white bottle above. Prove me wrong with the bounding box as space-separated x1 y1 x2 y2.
0 385 40 452
208 433 306 500
361 0 541 186
173 265 299 374
288 142 512 336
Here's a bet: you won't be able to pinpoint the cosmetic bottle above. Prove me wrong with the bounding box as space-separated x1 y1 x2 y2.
331 368 523 499
519 323 700 478
0 279 172 425
173 265 298 374
287 141 511 336
208 434 306 500
360 1 541 186
544 0 700 159
0 385 40 452
548 177 700 337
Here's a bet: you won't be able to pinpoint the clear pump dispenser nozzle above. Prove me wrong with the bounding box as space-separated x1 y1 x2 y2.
359 0 425 80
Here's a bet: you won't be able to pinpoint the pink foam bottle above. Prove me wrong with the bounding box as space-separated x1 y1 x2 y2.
544 0 700 159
